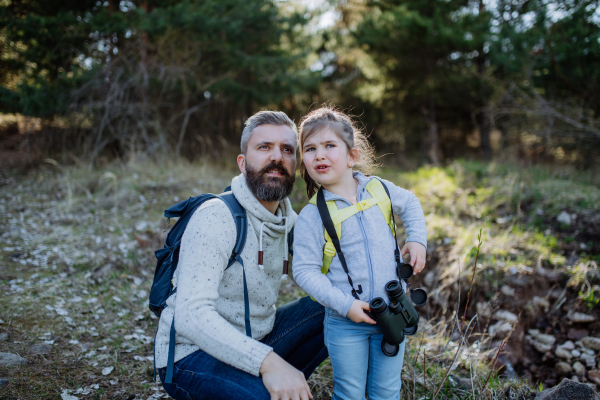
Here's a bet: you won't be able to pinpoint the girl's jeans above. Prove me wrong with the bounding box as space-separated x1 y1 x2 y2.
325 307 406 400
157 296 327 400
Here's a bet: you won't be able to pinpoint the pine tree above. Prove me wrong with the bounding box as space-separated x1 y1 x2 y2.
354 0 485 164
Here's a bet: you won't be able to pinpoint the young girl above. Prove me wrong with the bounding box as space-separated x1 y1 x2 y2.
292 108 427 400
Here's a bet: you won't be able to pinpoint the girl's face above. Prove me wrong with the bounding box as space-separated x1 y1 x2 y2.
302 128 357 188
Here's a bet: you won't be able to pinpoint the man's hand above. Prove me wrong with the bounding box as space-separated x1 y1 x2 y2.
401 242 426 275
260 351 312 400
346 300 376 324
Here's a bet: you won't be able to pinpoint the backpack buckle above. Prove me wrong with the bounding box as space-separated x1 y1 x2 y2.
356 200 367 212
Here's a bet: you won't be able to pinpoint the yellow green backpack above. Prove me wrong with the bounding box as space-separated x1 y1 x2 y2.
309 178 398 282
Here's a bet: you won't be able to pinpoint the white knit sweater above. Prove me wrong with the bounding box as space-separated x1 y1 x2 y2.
154 174 297 376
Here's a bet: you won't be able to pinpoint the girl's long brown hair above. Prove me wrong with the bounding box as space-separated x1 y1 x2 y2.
298 107 378 198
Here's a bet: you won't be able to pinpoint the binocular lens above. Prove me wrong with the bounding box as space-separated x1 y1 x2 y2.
370 297 388 315
410 288 428 307
381 341 400 357
385 280 403 297
403 325 419 336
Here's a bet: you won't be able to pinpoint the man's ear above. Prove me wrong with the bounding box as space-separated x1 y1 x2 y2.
237 154 246 176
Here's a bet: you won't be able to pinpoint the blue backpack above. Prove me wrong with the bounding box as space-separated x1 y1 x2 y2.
149 187 293 383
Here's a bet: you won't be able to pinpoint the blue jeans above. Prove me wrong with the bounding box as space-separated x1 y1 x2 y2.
324 308 406 400
157 296 327 400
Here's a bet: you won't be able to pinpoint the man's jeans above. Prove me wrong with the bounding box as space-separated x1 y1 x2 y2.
157 296 327 400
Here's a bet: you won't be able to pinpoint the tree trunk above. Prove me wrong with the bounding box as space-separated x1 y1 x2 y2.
477 0 491 159
422 92 440 166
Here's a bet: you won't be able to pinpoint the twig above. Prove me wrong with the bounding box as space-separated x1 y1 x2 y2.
423 350 427 400
462 229 483 323
432 340 462 400
479 340 506 399
432 315 479 400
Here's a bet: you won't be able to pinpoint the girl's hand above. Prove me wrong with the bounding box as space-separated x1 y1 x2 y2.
401 242 427 275
346 300 376 324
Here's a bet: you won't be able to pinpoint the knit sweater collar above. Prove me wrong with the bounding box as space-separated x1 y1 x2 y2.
231 174 297 238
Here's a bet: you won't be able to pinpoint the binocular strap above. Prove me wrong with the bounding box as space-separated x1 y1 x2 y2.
316 188 362 300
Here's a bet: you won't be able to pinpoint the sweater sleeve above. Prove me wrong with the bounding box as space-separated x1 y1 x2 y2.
292 205 356 317
379 178 428 249
173 199 272 377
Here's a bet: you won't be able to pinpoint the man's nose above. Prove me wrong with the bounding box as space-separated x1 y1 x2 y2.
270 147 283 162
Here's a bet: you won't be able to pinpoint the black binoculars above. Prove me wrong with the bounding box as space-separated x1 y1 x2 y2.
368 263 428 357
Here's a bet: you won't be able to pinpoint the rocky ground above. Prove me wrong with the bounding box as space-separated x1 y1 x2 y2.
1 158 600 399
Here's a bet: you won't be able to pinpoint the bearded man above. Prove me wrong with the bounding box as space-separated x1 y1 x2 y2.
154 111 327 400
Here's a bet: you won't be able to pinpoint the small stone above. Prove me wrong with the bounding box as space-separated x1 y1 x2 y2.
573 361 586 376
530 339 553 354
573 349 582 357
493 310 518 323
489 321 513 338
582 337 600 351
501 285 515 296
581 353 596 368
560 341 576 350
569 312 596 323
531 296 550 310
555 362 573 375
0 352 28 367
136 289 147 299
476 302 492 318
557 211 571 225
555 347 573 360
588 370 600 386
102 366 114 376
0 333 8 342
28 343 52 354
536 333 557 346
581 347 595 356
569 329 590 340
571 375 580 382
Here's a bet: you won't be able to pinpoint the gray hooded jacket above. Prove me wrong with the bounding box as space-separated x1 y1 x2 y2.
292 172 427 317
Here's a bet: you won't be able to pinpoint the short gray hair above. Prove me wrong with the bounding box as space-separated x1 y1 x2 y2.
240 111 298 154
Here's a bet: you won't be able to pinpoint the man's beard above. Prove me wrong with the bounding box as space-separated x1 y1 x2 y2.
245 161 295 202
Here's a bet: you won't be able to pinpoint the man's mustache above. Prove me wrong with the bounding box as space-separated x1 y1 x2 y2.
259 162 290 177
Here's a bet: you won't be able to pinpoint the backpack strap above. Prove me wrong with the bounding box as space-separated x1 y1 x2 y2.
162 190 252 385
309 178 398 278
220 192 248 270
217 191 252 337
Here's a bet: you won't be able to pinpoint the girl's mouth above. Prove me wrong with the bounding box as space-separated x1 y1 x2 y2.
315 164 330 173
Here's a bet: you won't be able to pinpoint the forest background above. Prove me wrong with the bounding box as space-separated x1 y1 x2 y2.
1 0 599 167
1 0 600 399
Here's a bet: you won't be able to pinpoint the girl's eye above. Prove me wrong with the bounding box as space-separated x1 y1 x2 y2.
305 147 314 152
326 144 335 148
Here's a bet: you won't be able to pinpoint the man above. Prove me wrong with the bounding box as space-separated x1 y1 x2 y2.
154 111 328 400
